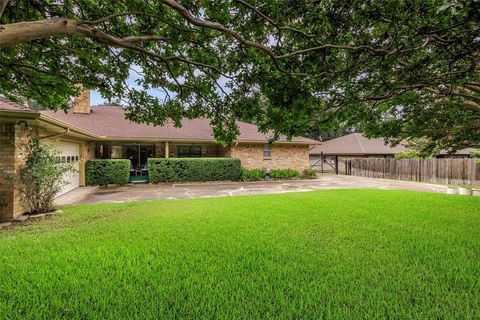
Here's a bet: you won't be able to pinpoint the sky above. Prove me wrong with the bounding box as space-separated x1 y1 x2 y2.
89 64 167 106
90 90 104 105
89 64 231 106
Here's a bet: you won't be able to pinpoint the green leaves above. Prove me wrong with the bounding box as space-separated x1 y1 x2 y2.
148 158 242 182
0 0 478 149
5 139 76 214
86 159 130 186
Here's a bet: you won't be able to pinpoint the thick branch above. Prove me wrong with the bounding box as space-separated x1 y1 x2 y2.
157 0 278 61
0 0 8 19
0 19 79 47
121 35 168 43
0 1 473 80
0 18 222 74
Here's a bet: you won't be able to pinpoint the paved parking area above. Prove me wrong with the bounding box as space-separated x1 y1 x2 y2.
56 174 448 206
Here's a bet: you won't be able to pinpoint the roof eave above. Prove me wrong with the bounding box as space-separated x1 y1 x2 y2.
96 137 315 144
0 109 40 119
237 140 316 145
38 114 100 140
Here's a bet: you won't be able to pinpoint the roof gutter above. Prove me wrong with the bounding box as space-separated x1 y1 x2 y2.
0 110 40 119
40 128 70 140
0 110 99 140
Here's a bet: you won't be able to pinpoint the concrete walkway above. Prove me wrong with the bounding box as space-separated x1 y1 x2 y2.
55 175 448 206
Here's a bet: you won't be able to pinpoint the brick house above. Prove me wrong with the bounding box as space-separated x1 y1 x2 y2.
0 94 316 220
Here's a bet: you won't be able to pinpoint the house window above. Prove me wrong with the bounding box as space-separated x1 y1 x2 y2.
263 144 272 159
178 146 202 158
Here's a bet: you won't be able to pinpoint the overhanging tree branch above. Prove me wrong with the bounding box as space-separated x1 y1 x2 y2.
0 0 8 19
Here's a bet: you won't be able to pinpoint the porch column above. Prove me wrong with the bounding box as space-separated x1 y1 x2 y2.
165 141 169 158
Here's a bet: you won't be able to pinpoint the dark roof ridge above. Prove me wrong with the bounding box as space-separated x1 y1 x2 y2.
353 133 366 154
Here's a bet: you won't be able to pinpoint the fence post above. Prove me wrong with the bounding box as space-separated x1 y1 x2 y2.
321 152 324 174
447 158 451 185
334 156 339 175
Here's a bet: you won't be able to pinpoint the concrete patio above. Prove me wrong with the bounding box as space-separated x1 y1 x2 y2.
55 174 449 206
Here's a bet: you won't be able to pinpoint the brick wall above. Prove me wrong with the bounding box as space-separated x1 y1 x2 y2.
0 123 30 220
233 143 310 172
85 142 95 160
73 90 90 114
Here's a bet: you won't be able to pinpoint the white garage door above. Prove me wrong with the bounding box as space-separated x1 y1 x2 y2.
57 141 80 196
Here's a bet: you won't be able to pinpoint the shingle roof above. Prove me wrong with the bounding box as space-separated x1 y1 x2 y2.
0 97 34 112
42 105 315 143
310 133 476 156
310 133 406 155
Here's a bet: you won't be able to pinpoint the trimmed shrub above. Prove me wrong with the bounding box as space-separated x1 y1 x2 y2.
270 168 300 180
86 159 130 186
242 168 265 181
148 158 242 183
303 168 317 179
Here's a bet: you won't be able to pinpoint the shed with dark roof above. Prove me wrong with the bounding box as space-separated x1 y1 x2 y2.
309 133 475 158
310 133 405 158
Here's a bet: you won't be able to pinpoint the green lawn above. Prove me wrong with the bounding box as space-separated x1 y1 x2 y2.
1 190 479 319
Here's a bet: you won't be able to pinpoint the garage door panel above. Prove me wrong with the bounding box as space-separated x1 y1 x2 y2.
46 140 80 196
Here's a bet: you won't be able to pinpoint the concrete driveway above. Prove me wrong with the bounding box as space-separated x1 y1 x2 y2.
56 174 448 206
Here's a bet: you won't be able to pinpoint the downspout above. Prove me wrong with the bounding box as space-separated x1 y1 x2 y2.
40 128 70 140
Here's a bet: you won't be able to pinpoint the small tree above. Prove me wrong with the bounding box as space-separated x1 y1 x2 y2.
395 138 439 159
1 139 75 214
471 149 480 165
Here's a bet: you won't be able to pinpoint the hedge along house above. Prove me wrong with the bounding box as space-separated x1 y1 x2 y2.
0 92 315 220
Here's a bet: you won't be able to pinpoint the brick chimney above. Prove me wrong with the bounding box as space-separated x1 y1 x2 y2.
72 89 91 114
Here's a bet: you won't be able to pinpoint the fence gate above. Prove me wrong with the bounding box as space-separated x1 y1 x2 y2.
310 154 351 175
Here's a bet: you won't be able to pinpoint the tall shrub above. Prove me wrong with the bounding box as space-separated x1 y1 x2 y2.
148 158 242 183
0 139 74 214
86 159 130 185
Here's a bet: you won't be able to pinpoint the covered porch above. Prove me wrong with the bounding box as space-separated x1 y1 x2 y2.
94 141 231 183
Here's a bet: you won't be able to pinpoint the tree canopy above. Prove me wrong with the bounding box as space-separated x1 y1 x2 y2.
0 0 479 149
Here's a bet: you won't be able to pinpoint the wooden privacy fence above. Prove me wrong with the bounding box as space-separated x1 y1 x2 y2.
348 158 480 186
